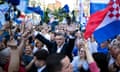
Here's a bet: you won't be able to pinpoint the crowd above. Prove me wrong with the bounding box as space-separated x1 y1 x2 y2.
0 16 120 72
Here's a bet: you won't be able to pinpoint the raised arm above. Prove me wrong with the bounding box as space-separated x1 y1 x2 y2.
66 26 76 53
84 42 100 72
18 31 31 56
35 33 53 51
25 57 36 71
66 36 75 54
7 40 20 72
1 21 20 72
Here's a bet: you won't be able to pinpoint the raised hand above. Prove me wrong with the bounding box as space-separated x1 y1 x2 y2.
21 30 31 40
7 36 17 49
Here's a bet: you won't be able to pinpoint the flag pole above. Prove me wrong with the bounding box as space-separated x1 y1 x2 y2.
31 0 36 25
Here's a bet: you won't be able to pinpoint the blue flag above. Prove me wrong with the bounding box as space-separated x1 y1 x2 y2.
14 18 22 24
7 0 20 5
27 6 44 17
17 0 29 12
0 3 9 25
62 4 69 13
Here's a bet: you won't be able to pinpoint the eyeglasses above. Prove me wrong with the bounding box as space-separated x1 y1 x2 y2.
78 49 85 52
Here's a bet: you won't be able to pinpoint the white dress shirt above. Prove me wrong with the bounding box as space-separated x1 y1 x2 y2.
56 43 64 53
37 65 46 72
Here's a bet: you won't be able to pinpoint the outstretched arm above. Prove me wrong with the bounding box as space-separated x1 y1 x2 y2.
35 33 53 52
84 42 100 72
25 57 36 71
18 31 30 56
7 40 20 72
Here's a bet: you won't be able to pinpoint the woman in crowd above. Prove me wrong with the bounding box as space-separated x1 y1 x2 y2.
72 47 90 72
22 44 34 70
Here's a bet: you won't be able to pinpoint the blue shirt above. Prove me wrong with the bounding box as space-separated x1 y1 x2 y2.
72 46 78 56
72 56 89 72
97 44 108 55
22 55 33 66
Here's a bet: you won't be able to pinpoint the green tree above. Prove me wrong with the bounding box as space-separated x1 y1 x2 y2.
43 8 50 24
0 0 5 4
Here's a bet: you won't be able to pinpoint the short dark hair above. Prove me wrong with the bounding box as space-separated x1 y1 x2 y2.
34 49 49 61
92 53 109 72
55 32 65 38
46 53 66 72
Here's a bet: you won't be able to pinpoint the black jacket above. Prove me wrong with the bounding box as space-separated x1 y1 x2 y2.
35 34 75 61
30 64 48 72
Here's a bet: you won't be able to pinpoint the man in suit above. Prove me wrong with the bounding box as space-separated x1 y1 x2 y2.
30 49 49 72
35 32 75 61
46 53 73 72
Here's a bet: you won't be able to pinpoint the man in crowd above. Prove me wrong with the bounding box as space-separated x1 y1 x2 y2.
29 49 49 72
35 28 75 61
46 53 73 72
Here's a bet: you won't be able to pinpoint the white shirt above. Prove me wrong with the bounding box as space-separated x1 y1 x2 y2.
56 43 64 53
33 47 48 54
88 39 98 54
108 56 115 66
72 56 89 72
37 65 46 72
57 47 63 53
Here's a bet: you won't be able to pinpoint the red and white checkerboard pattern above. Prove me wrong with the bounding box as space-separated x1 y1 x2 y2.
108 0 120 20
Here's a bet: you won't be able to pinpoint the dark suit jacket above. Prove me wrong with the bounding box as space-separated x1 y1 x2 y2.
35 34 75 61
41 67 48 72
30 64 48 72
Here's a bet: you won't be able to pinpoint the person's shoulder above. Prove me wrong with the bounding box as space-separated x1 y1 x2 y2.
73 56 80 60
72 56 80 65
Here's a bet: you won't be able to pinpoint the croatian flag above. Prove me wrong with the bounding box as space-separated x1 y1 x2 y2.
84 0 120 43
90 0 109 14
14 13 25 24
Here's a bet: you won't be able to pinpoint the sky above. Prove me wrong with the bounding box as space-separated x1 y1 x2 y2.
44 0 77 11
